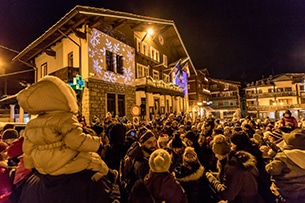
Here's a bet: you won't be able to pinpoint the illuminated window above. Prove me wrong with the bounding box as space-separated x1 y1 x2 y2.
143 66 149 77
163 54 168 67
137 64 143 78
150 47 160 62
41 63 48 78
68 52 73 67
163 74 169 83
141 42 148 56
153 70 159 80
135 37 141 53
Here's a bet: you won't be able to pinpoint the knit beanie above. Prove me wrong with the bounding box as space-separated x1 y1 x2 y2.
230 132 250 148
139 131 155 144
283 128 305 150
172 133 183 148
184 131 197 144
183 147 198 165
149 149 171 173
212 134 231 155
0 141 8 153
269 129 283 143
2 129 19 140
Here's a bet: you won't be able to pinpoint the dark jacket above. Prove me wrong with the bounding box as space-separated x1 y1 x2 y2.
175 163 215 203
206 151 259 203
129 172 188 203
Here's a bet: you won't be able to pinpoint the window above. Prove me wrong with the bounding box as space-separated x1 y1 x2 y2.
163 74 170 83
153 70 159 80
163 54 168 67
135 37 141 53
118 95 125 117
68 52 73 67
143 66 149 77
107 94 116 117
141 42 148 56
268 88 273 93
116 55 124 75
285 87 292 92
137 64 149 78
150 47 160 62
107 94 126 117
106 50 114 72
41 63 47 77
106 50 124 74
300 85 304 91
224 84 229 91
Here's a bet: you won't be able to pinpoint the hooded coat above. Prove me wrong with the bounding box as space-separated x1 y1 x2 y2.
17 76 108 176
129 172 188 203
266 147 305 200
206 150 259 203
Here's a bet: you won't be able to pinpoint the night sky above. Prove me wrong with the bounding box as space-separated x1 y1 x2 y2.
1 0 305 85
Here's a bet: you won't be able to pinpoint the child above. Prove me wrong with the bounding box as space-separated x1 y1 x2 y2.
17 76 113 181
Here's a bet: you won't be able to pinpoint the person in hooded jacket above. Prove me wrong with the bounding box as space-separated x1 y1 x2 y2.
230 131 275 202
206 141 260 203
174 147 216 203
16 76 117 203
129 149 187 203
265 128 305 203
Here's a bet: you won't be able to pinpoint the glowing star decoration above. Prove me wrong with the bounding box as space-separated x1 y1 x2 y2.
88 28 135 86
126 51 133 63
93 59 103 74
90 29 101 47
103 71 117 83
105 38 112 51
113 43 120 53
123 67 133 83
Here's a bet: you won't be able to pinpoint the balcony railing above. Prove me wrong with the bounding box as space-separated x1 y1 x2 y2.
247 103 305 111
135 76 184 93
246 91 297 99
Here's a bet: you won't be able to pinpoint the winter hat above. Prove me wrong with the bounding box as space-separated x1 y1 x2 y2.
183 147 198 165
184 131 197 144
149 149 171 173
172 133 183 148
2 129 19 140
283 129 305 150
17 76 78 115
108 123 126 145
230 131 250 148
0 141 8 153
269 129 283 143
139 130 155 144
212 135 231 155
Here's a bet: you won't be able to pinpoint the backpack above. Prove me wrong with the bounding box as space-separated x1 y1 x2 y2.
119 142 140 197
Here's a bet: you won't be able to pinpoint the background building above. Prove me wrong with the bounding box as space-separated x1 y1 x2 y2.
245 73 305 120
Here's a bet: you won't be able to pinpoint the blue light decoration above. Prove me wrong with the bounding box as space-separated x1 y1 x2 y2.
69 75 85 90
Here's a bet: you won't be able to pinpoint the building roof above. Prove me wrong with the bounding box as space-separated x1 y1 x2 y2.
12 5 197 75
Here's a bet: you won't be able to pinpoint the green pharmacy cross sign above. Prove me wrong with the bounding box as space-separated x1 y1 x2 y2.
69 75 85 90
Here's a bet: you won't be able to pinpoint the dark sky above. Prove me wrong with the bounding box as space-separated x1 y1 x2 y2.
1 0 305 85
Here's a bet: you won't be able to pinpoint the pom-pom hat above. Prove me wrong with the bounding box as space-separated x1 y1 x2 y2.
149 149 171 173
212 134 231 155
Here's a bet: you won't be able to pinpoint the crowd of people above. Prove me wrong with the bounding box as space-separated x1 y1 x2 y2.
1 76 305 203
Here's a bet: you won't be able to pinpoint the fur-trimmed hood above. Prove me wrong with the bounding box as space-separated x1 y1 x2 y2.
176 165 205 182
229 150 259 176
17 76 78 114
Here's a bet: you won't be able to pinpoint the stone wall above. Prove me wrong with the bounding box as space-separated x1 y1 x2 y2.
86 78 136 122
